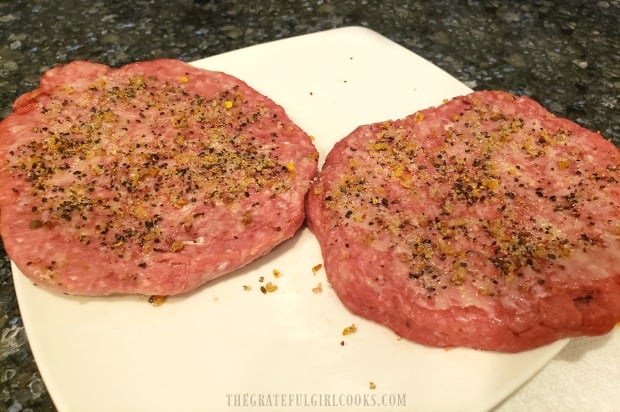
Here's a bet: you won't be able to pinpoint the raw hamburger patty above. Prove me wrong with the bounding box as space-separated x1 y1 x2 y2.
306 90 620 352
0 59 318 296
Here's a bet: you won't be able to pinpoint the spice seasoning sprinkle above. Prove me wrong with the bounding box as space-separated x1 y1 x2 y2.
148 295 167 306
342 323 357 336
8 73 296 259
260 281 278 294
311 282 323 294
320 94 619 300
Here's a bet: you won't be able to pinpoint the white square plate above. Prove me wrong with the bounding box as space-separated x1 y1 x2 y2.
13 27 567 412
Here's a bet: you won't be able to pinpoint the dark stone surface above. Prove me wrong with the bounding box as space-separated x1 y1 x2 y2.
0 0 618 410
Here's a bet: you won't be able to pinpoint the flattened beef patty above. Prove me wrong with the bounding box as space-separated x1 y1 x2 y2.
0 59 318 296
306 90 620 352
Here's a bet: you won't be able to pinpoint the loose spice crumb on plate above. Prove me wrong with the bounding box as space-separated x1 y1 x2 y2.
311 263 323 274
260 281 278 294
342 323 357 336
312 282 323 294
148 295 167 306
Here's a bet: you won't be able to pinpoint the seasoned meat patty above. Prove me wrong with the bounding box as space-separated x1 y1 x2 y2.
306 90 620 352
0 59 318 296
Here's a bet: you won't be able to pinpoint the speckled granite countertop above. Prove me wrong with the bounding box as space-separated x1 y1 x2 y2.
0 1 618 411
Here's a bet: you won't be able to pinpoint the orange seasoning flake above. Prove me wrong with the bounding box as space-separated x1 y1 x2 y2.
148 295 167 306
311 263 323 274
260 281 278 294
342 323 357 336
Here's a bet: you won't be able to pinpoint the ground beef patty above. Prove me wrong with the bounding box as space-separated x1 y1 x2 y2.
0 59 318 296
306 90 620 352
